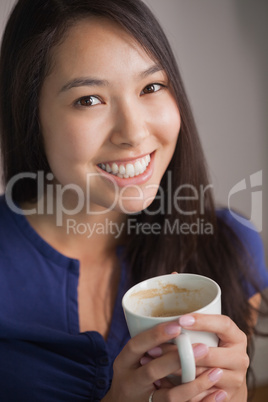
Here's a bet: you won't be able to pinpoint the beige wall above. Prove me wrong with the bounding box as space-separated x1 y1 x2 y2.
1 0 268 387
0 0 14 36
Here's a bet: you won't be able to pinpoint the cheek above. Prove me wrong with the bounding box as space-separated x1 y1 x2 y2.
151 100 181 145
41 111 103 164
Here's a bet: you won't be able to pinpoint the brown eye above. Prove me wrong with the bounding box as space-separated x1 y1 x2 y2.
144 84 155 93
77 96 101 107
141 83 164 95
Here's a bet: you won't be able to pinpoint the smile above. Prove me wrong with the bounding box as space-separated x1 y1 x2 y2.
98 154 151 179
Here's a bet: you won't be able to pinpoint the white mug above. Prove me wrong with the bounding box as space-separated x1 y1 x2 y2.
122 273 221 383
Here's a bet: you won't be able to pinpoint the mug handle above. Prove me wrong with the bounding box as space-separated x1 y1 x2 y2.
175 333 196 383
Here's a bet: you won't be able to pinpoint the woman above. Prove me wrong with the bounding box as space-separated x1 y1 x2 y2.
0 0 267 401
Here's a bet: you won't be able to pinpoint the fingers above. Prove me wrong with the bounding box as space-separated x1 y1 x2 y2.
196 343 249 371
216 369 244 391
139 343 209 384
179 314 247 345
139 351 182 385
202 390 228 402
147 342 209 360
153 368 224 402
141 343 209 381
137 338 210 389
118 321 181 367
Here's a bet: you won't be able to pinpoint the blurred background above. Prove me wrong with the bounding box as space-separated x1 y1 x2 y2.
0 0 267 398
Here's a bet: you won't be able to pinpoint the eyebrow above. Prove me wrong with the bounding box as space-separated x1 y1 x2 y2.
139 64 164 79
59 78 109 93
59 64 164 93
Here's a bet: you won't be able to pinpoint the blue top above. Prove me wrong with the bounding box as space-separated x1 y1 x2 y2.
0 195 267 401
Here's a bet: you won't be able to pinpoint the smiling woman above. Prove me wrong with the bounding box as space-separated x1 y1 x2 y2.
38 18 180 214
0 0 267 402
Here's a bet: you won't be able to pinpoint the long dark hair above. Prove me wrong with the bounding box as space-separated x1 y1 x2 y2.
0 0 266 377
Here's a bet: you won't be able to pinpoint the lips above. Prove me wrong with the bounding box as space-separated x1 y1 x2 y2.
98 154 151 179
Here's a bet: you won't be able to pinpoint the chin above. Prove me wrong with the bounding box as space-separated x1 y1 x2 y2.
116 192 158 215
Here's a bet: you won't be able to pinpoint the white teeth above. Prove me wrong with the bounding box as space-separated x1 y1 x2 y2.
99 154 151 178
126 164 135 178
112 163 119 174
134 161 143 175
141 159 146 170
106 163 112 173
119 165 126 175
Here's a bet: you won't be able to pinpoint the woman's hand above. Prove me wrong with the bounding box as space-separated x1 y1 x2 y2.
102 320 225 402
143 314 249 401
177 313 249 401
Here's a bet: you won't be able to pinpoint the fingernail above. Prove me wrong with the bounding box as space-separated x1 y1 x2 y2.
140 356 152 366
179 315 195 327
165 323 181 335
147 347 163 357
215 391 227 401
208 368 223 382
193 343 209 358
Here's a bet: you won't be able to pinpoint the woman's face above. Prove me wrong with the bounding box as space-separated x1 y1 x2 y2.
39 18 181 215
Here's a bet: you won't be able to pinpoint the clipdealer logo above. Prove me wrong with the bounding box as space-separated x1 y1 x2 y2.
228 170 262 232
5 170 263 234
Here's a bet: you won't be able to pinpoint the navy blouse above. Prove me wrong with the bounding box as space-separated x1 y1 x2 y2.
0 195 267 401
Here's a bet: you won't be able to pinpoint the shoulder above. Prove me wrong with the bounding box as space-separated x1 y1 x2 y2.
216 208 265 259
0 193 16 227
0 194 25 254
216 208 268 296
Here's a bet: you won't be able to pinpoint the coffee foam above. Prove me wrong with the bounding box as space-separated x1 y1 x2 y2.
130 283 204 317
130 284 193 300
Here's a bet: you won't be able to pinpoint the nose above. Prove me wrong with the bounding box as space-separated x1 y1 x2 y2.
109 100 149 148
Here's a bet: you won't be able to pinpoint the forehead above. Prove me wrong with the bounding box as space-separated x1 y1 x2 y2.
47 17 158 82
